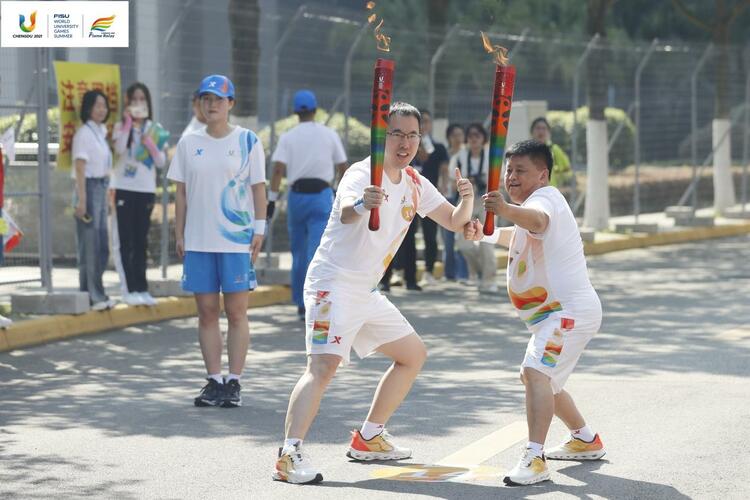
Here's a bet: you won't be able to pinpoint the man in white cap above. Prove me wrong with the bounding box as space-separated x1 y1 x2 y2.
269 90 348 320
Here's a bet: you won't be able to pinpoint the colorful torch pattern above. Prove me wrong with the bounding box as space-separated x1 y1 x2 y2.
369 58 394 231
484 64 516 235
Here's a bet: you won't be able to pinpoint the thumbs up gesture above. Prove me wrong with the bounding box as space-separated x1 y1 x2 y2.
455 168 473 200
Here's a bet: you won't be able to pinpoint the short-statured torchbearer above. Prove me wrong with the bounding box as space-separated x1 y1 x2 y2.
272 103 475 485
464 139 606 486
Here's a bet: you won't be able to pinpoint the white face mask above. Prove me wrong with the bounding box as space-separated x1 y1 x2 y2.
129 103 148 119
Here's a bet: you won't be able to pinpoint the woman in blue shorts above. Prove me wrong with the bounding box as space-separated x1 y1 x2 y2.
167 75 267 408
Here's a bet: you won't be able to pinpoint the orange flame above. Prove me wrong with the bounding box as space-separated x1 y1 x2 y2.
480 31 509 66
366 1 391 52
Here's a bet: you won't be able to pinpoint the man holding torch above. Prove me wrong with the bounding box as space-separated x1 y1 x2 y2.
464 139 605 486
272 102 475 485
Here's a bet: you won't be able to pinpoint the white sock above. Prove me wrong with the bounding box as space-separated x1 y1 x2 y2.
226 373 241 382
282 438 302 454
526 441 544 457
571 425 595 442
208 374 223 384
360 421 385 440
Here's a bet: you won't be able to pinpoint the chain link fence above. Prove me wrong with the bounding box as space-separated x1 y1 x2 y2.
1 1 748 290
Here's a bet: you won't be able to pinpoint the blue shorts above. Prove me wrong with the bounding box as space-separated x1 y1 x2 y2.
182 251 257 294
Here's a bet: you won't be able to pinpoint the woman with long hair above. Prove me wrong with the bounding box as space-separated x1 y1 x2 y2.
111 82 169 306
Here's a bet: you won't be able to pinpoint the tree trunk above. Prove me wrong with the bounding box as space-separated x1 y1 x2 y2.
228 0 260 125
427 0 449 117
583 0 612 229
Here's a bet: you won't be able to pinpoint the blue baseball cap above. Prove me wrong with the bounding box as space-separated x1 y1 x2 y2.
293 90 317 112
198 74 235 100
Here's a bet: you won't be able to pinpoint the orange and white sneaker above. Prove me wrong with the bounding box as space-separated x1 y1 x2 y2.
346 430 412 461
503 448 550 486
546 433 606 460
272 444 323 484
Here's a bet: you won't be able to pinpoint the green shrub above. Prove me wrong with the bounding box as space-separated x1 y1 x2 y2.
0 107 60 142
547 106 635 171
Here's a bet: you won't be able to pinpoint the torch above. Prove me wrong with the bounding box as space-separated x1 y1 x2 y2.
369 58 394 231
481 33 516 236
366 2 393 231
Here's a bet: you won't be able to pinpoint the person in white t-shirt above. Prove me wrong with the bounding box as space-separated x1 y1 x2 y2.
111 82 168 307
464 139 605 486
181 90 206 138
269 90 348 320
167 74 267 409
272 102 475 485
72 90 116 312
450 122 498 293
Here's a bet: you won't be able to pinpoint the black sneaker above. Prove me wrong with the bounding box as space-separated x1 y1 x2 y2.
194 378 224 407
297 306 306 321
222 379 242 408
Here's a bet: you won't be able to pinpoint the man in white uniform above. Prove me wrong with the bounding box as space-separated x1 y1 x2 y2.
269 90 348 319
272 102 475 485
465 139 605 486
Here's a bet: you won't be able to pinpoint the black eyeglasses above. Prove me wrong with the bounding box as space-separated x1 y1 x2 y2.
386 131 422 142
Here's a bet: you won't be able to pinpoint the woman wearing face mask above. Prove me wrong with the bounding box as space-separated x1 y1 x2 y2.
111 82 169 306
450 122 498 294
440 123 469 283
72 90 116 311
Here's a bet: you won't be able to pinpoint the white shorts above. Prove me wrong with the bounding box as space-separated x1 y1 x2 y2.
304 288 415 365
521 312 601 394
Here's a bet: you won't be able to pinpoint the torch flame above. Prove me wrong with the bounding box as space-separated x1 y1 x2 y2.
480 31 509 66
366 1 391 52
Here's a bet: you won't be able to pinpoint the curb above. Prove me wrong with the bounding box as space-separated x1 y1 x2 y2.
0 285 290 353
1 222 748 353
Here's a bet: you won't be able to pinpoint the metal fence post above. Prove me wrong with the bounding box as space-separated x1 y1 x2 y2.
36 48 53 292
428 24 459 118
690 43 713 211
633 39 658 222
269 5 307 163
742 62 749 215
344 22 369 155
571 34 600 210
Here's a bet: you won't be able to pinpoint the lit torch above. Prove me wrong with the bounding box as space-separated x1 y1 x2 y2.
367 2 393 231
481 32 516 236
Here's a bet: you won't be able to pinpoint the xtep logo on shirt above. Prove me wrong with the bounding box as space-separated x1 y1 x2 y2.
228 150 235 156
194 148 203 156
19 11 37 32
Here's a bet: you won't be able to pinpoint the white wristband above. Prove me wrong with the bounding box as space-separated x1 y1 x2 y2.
253 219 267 236
268 191 279 202
353 197 367 215
480 227 500 244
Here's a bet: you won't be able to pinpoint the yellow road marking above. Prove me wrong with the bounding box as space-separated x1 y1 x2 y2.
435 420 527 467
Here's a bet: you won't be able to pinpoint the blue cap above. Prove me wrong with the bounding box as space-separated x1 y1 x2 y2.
198 74 235 99
293 90 317 112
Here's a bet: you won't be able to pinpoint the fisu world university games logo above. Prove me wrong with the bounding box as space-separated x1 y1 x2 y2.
19 11 37 33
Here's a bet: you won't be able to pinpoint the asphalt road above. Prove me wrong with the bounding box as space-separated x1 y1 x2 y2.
1 235 749 499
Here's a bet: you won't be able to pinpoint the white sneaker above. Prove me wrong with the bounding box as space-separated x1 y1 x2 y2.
272 444 323 484
123 293 145 306
346 429 412 461
419 272 437 286
0 314 12 328
91 300 112 312
138 292 157 306
479 283 499 294
503 447 550 486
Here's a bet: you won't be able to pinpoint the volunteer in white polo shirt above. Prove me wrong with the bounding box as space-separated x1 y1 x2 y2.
269 90 347 320
168 74 267 409
72 89 116 312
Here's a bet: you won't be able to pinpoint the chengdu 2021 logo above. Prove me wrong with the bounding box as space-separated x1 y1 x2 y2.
19 11 37 33
89 15 115 38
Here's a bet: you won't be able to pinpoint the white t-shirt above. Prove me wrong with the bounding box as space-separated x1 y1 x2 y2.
305 158 446 293
110 120 167 193
271 122 347 184
71 120 112 178
181 116 205 138
506 186 600 330
167 126 266 253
